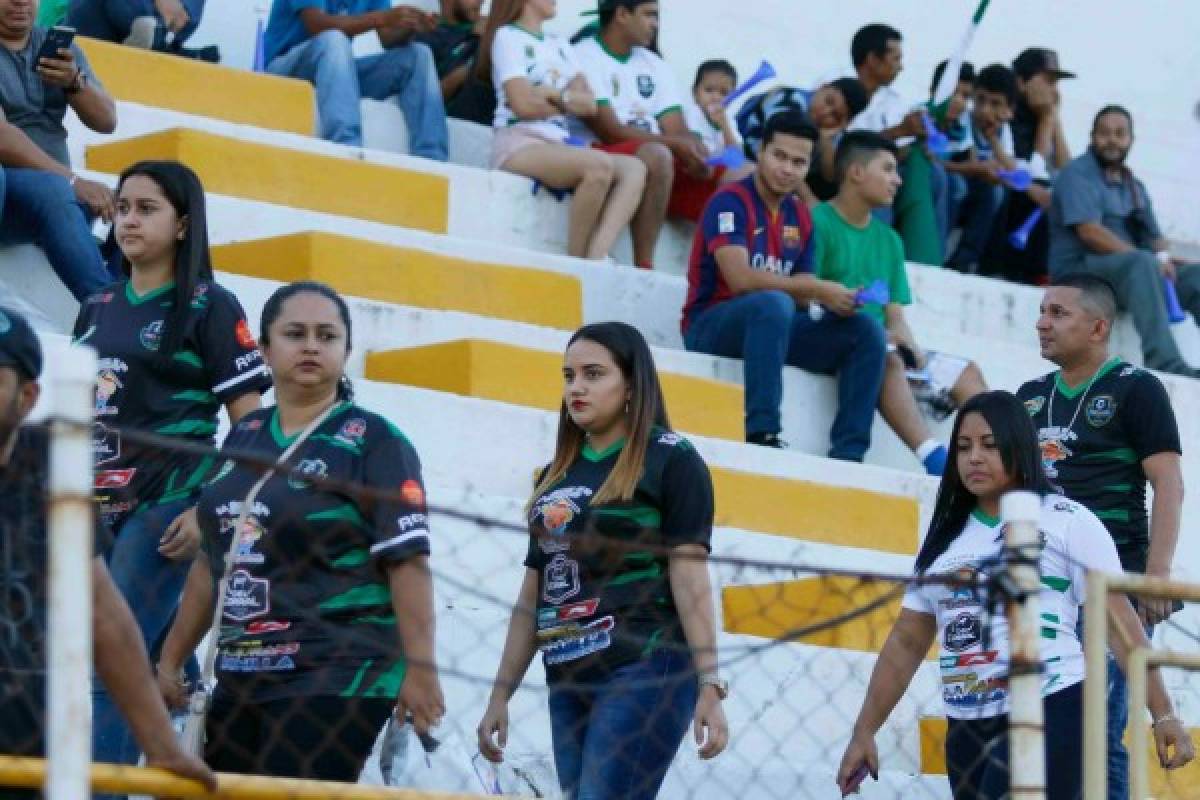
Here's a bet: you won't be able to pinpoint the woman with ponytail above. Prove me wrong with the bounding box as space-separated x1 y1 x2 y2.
72 160 272 781
477 321 729 798
157 281 444 781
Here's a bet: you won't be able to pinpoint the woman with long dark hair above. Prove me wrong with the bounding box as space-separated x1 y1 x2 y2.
836 391 1193 799
477 321 728 798
478 0 645 261
157 281 444 781
73 160 272 776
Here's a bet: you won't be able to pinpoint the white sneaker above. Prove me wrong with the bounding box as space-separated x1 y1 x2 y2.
123 16 159 49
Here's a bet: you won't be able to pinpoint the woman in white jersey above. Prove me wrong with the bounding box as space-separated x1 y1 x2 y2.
478 0 646 261
836 390 1193 799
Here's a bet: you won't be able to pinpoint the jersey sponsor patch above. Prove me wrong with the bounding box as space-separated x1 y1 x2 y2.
219 653 296 672
95 468 136 489
543 553 581 604
400 479 425 507
92 423 121 466
1085 395 1117 427
637 74 655 98
718 211 735 234
288 458 328 490
235 319 256 350
943 611 982 653
541 615 615 665
537 597 600 629
223 570 270 621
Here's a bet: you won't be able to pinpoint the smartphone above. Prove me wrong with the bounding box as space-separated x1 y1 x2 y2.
36 25 76 64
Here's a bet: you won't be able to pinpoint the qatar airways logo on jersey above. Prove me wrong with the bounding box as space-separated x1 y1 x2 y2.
750 253 793 275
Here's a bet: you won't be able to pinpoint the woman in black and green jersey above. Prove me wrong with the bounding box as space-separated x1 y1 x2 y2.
157 282 444 781
73 160 272 777
477 321 729 799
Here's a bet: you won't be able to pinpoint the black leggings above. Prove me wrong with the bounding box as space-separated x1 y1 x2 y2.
205 691 394 782
945 681 1084 800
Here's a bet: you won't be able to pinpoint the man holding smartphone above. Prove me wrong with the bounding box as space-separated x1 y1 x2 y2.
0 0 118 303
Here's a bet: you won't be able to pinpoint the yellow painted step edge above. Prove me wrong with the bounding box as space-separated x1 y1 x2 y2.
79 37 314 136
212 232 583 331
364 339 743 442
920 716 1200 797
86 128 449 233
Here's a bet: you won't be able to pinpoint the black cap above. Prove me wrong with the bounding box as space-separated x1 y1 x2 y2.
0 307 43 381
585 0 652 14
1012 48 1076 81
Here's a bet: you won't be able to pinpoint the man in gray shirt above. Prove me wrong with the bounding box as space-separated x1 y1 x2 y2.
1048 105 1200 378
0 0 118 302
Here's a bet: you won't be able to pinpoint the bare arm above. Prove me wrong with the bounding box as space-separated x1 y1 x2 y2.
0 120 72 174
713 245 854 313
1075 221 1136 256
297 5 407 38
156 557 215 687
389 555 445 733
586 105 705 173
94 559 218 790
477 568 540 762
1141 452 1184 623
884 303 922 356
224 392 261 426
68 78 117 134
669 543 729 759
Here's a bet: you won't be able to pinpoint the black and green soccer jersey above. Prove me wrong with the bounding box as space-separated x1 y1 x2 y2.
72 280 271 530
197 402 430 703
524 428 714 684
1017 358 1181 570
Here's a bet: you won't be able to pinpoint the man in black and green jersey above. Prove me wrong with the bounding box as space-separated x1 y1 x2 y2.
525 428 713 684
1017 273 1184 799
166 400 433 778
73 280 271 529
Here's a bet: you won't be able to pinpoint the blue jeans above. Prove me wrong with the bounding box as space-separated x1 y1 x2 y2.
0 168 112 301
547 648 697 800
267 30 448 159
948 178 1004 271
1106 649 1131 800
685 291 887 461
92 499 193 789
68 0 206 45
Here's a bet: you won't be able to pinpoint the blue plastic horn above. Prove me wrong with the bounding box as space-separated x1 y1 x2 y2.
722 60 777 108
1009 207 1044 250
856 279 890 307
921 113 949 159
1164 277 1187 324
998 168 1033 191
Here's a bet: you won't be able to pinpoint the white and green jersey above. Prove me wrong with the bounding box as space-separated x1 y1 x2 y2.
570 35 683 143
902 494 1123 719
490 24 580 141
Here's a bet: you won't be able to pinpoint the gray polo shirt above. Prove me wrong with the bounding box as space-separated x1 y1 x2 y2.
1048 150 1162 275
0 26 102 168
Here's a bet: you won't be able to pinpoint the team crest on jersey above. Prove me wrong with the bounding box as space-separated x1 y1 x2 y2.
637 74 654 97
1023 396 1045 415
336 418 368 446
139 320 164 351
1085 395 1116 428
543 553 581 604
943 611 982 652
718 211 735 234
524 44 535 59
782 225 802 247
288 458 328 490
223 570 270 621
611 75 620 98
657 431 683 447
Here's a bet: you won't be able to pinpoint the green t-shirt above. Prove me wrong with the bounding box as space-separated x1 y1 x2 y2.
36 0 69 26
811 201 911 325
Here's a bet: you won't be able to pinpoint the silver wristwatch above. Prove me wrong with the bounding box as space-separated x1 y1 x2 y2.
698 671 729 700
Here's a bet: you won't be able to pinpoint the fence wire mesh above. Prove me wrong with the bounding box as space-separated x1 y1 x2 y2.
2 418 1197 799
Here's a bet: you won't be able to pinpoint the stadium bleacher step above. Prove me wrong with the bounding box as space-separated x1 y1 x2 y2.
212 232 583 330
85 128 449 232
365 337 744 442
78 38 315 136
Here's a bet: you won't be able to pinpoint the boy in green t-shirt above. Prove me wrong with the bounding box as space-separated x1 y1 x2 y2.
813 130 988 475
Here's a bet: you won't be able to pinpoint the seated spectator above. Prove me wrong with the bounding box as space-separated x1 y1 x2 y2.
418 0 495 125
0 2 117 302
848 23 948 267
813 132 988 475
480 0 644 260
1049 105 1200 379
925 59 973 248
571 0 727 269
981 47 1073 284
682 112 886 457
68 0 216 61
262 0 448 160
735 78 867 204
942 63 1017 272
684 59 738 158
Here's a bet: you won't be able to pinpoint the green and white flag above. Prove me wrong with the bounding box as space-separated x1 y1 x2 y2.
931 0 992 112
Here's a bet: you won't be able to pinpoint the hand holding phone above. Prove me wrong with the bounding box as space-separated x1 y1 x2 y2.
36 26 79 90
36 25 75 65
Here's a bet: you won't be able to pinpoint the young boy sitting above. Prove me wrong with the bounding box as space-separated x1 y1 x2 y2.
685 59 740 158
812 131 988 474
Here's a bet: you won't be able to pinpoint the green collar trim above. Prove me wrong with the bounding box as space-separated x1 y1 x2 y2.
1055 356 1121 398
269 402 350 448
511 23 543 40
125 280 175 306
582 437 626 462
972 507 1001 528
595 33 632 64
